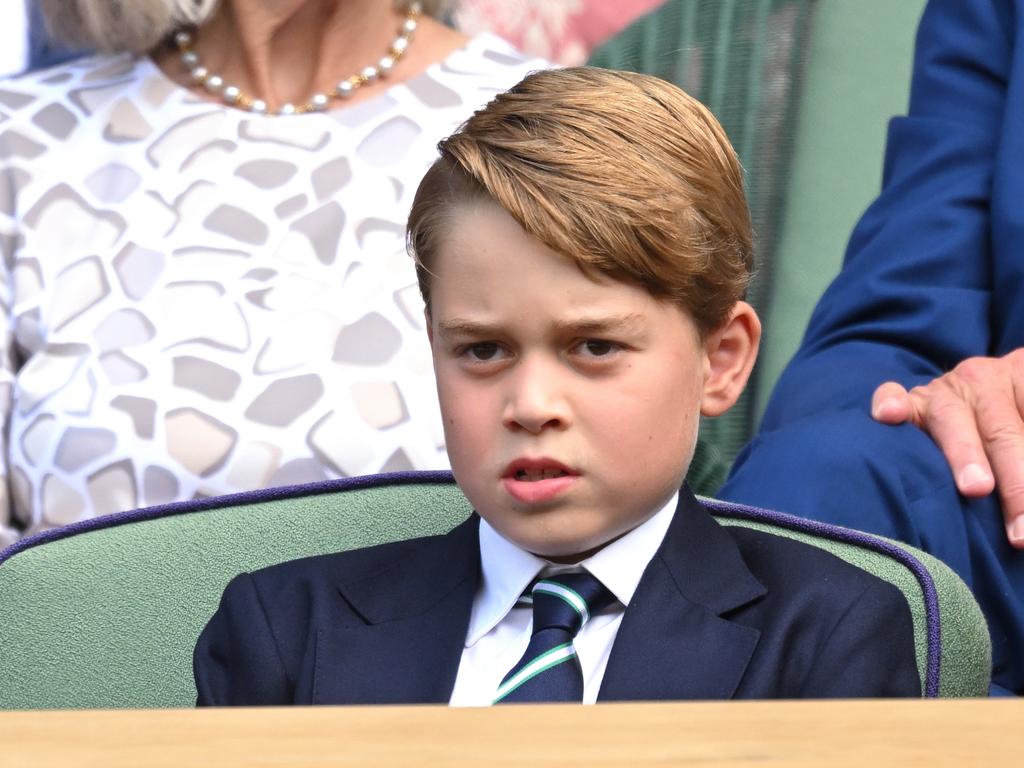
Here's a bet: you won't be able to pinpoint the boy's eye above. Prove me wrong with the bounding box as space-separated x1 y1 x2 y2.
578 339 618 357
464 342 502 361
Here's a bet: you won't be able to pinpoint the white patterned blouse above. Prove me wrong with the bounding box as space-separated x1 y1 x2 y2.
0 34 548 544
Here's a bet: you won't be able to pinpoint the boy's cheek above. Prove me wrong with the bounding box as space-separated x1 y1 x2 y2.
437 386 485 450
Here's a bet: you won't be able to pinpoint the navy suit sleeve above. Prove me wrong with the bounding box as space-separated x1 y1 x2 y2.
762 0 1014 428
800 580 921 698
193 572 293 706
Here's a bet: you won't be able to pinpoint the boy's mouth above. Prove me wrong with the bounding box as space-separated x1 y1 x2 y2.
514 467 570 482
503 458 578 504
503 458 577 482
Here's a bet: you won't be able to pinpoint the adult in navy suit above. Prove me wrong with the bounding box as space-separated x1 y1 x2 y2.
722 0 1024 694
194 489 919 705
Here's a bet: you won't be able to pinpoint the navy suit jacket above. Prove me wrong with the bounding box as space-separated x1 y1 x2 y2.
194 489 920 704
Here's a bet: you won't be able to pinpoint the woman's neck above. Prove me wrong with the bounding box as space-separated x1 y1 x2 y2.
200 0 398 108
153 0 467 112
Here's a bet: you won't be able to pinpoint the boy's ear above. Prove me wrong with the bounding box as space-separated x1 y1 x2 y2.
700 301 761 417
424 307 434 346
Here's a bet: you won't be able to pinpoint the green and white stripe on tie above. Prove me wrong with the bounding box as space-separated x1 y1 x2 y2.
492 643 577 703
532 579 590 625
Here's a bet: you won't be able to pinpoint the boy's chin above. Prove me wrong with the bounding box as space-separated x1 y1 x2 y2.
524 531 628 564
479 501 648 563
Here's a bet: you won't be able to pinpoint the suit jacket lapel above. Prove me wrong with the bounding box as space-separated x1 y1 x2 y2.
311 515 480 705
599 489 766 701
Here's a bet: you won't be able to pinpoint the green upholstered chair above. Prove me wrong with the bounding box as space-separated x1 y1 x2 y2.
589 0 928 492
0 472 990 709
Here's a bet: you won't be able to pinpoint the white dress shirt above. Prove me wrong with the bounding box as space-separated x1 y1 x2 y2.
449 492 679 706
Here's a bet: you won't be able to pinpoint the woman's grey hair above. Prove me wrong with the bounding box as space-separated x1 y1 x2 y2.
40 0 454 54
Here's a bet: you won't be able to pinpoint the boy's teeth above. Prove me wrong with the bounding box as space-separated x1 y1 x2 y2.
515 468 568 481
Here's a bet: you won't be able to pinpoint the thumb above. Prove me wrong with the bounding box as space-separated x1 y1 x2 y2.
871 381 912 424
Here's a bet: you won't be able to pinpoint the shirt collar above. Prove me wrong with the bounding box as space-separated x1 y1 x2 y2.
582 490 678 608
465 491 679 647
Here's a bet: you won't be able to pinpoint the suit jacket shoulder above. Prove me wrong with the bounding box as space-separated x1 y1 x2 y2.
193 516 480 706
709 502 923 698
598 491 920 700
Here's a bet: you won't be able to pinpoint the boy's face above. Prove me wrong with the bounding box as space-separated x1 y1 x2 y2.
427 201 726 562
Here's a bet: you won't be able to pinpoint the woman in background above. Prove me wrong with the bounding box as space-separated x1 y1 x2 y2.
0 0 546 544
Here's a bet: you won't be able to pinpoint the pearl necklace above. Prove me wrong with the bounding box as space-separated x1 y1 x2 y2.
173 2 422 115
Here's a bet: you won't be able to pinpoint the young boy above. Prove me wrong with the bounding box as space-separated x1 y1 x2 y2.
194 67 920 705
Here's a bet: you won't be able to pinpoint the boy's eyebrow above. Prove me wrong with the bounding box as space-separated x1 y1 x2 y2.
435 318 503 337
436 313 648 337
551 313 647 335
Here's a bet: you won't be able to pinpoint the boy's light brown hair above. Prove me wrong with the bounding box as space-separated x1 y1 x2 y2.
407 66 754 335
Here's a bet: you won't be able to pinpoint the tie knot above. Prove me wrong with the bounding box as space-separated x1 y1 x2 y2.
527 572 614 638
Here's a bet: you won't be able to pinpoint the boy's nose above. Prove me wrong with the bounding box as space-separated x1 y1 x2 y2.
502 359 570 435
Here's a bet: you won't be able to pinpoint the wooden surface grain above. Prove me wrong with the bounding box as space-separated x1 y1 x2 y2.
2 699 1018 768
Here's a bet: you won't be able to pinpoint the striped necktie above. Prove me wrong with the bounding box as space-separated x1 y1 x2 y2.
493 571 615 704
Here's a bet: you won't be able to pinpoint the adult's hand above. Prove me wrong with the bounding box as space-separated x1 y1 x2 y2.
872 349 1024 548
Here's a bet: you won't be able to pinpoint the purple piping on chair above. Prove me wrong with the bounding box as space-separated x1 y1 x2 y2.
0 470 458 568
703 496 942 698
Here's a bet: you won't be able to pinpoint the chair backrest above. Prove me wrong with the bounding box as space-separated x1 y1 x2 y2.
0 472 989 708
0 472 469 709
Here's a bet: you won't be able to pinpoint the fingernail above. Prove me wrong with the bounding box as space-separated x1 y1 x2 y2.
873 397 901 418
1010 517 1024 546
958 463 991 491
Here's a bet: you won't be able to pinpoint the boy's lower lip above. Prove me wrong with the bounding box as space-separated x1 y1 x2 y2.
502 475 577 504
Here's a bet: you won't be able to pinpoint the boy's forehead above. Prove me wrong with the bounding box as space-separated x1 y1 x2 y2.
428 198 699 335
433 202 603 288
